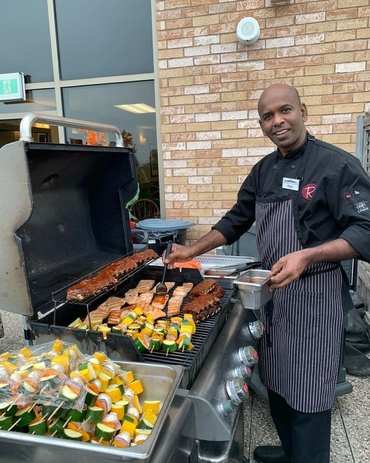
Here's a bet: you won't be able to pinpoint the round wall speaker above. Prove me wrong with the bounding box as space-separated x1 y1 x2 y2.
236 17 260 45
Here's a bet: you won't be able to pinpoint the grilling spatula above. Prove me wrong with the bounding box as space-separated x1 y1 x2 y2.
156 241 173 296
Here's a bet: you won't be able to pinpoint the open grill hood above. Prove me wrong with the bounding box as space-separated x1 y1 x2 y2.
0 121 137 318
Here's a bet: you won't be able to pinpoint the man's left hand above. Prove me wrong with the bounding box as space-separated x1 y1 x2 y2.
268 251 309 290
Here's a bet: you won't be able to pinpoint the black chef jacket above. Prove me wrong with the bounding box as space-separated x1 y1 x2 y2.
213 134 370 264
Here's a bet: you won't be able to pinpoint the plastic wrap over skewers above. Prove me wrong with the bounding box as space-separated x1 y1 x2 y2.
0 340 161 446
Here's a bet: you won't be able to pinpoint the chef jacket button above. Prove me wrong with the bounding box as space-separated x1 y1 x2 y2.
273 164 277 170
291 164 296 169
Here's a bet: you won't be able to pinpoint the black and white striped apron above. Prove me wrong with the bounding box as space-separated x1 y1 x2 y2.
256 199 343 413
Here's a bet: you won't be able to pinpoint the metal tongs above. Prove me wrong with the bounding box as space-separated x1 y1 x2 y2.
156 241 173 295
203 260 261 277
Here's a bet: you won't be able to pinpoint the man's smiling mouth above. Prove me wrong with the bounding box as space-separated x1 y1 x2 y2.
274 129 289 136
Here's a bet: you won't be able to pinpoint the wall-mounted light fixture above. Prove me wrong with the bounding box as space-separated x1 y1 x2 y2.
139 135 147 146
236 17 260 45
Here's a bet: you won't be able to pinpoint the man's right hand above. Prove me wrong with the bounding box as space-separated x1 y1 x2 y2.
163 243 194 268
162 229 227 268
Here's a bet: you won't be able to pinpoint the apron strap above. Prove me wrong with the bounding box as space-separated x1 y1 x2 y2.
299 263 340 278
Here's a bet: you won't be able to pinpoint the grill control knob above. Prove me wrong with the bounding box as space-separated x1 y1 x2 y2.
238 346 258 367
232 364 253 383
248 320 265 340
218 400 236 416
225 377 249 405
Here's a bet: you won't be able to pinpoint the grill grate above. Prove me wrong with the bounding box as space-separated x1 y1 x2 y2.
139 289 234 388
43 265 234 389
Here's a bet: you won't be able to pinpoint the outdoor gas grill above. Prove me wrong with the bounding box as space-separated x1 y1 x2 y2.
0 114 263 463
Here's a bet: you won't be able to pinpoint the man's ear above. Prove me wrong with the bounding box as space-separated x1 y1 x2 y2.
259 119 267 136
301 103 308 122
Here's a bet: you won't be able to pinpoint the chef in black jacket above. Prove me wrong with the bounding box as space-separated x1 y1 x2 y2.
165 83 370 463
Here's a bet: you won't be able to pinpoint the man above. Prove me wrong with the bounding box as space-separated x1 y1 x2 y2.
165 84 370 463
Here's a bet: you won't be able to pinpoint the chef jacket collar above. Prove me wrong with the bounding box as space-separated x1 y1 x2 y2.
276 131 309 159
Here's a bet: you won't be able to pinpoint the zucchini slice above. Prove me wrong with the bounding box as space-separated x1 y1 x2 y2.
29 419 48 435
48 417 66 437
85 406 104 424
0 415 15 431
0 401 17 416
63 428 84 441
14 405 36 428
95 423 115 441
65 408 86 422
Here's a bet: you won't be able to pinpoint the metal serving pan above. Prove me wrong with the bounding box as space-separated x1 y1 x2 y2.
234 269 272 309
0 361 183 463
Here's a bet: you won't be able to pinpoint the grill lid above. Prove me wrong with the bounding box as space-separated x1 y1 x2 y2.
0 115 137 317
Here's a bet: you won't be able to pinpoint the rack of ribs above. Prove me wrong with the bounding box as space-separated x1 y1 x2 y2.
66 249 158 302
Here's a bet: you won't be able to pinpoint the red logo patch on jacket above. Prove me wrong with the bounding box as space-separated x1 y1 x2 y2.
301 183 316 200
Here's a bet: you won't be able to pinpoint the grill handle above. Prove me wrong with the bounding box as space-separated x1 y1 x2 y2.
19 113 124 147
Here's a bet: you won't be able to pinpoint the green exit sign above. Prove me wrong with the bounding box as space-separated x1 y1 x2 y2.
0 72 26 102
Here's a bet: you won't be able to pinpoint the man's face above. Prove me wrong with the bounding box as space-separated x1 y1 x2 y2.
258 85 308 156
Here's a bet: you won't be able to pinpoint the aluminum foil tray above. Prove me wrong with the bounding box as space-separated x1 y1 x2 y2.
0 361 183 463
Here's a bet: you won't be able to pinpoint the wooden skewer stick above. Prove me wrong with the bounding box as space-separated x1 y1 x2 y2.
8 418 21 431
62 416 72 428
48 401 64 420
8 395 21 407
0 395 21 418
77 417 90 430
39 384 49 396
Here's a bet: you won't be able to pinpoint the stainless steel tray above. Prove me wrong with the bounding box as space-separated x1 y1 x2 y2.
234 269 272 309
0 361 183 463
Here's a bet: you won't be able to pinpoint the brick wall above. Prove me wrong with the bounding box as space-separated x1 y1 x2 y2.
156 0 370 243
